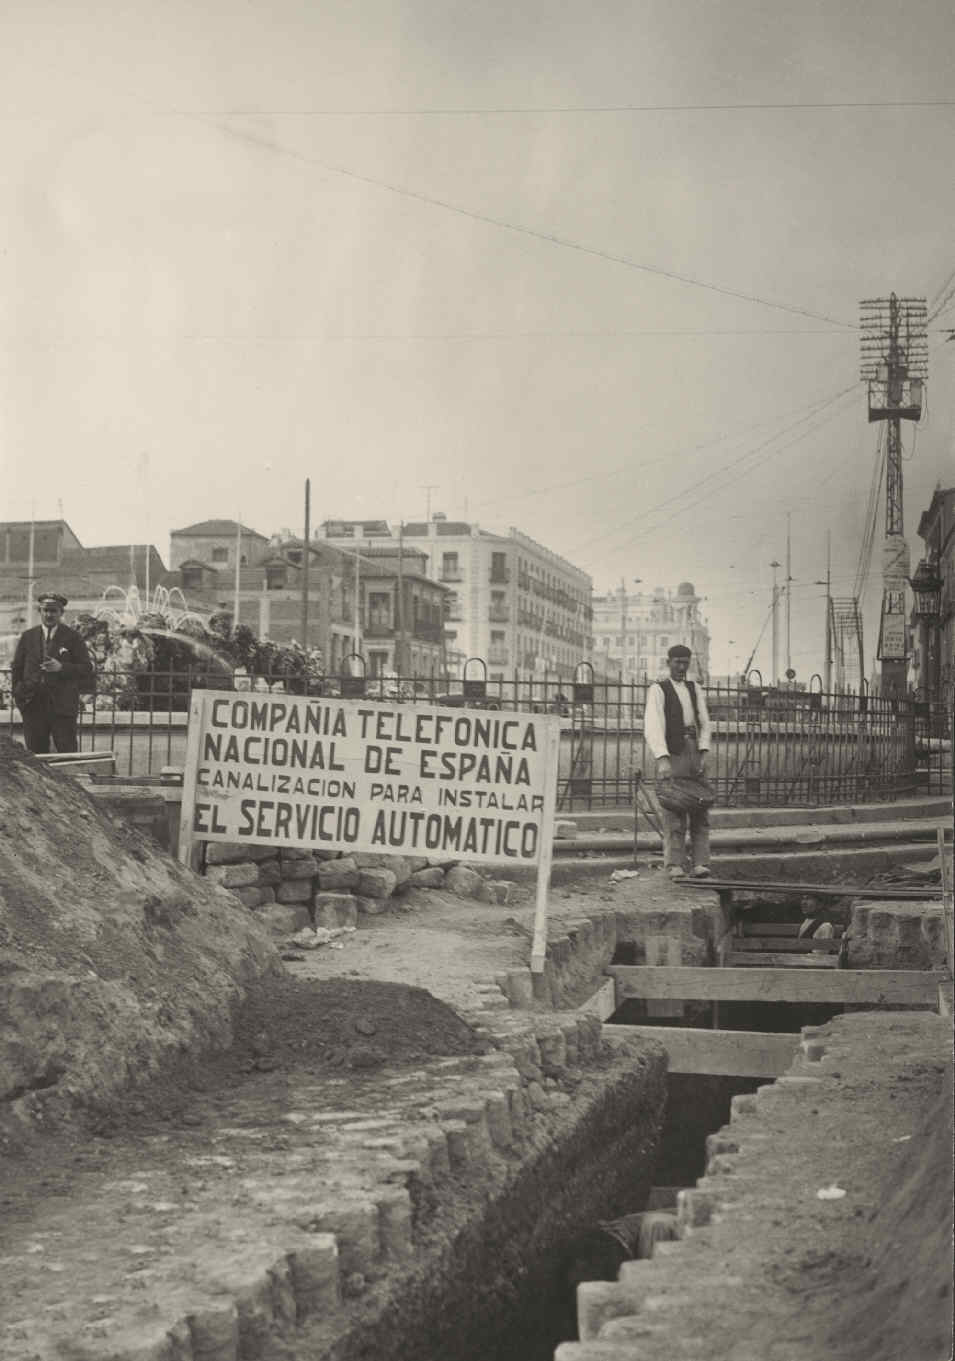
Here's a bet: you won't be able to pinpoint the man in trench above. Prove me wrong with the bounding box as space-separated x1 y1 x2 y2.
643 644 713 880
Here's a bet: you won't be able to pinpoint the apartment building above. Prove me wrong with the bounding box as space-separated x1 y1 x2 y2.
592 582 710 681
0 518 166 635
319 515 593 682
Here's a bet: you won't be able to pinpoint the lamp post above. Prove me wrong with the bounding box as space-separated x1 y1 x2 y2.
908 558 943 721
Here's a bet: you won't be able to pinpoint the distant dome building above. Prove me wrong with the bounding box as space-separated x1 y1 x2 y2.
591 581 710 681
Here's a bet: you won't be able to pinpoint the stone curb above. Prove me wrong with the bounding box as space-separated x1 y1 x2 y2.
558 1012 950 1361
2 997 651 1361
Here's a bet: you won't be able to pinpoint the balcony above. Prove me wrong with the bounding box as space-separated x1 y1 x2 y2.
488 605 510 623
517 573 531 592
488 646 509 665
365 619 394 638
413 622 444 643
489 566 510 584
440 570 463 582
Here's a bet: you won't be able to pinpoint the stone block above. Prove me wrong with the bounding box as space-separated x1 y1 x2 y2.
538 1030 567 1075
258 886 276 906
444 864 484 898
474 878 496 904
577 1280 632 1342
408 868 444 889
386 854 411 886
317 857 359 892
406 857 429 873
504 970 534 1009
277 879 314 904
292 1200 380 1274
187 1301 239 1360
358 868 398 899
257 903 312 936
554 820 578 839
205 862 260 889
281 847 314 861
256 860 282 887
313 892 359 929
231 886 268 909
315 848 342 861
485 879 514 905
206 841 256 866
356 895 390 916
280 856 319 880
288 1234 340 1319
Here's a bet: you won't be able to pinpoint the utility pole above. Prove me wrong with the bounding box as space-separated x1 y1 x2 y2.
420 485 438 522
301 479 310 650
785 513 793 679
815 530 833 692
233 517 242 630
769 560 781 686
860 294 928 699
26 510 35 629
395 521 405 675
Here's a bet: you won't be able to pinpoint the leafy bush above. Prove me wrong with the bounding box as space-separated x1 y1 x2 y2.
73 609 324 711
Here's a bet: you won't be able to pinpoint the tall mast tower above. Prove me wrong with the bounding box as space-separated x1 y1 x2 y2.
859 294 928 699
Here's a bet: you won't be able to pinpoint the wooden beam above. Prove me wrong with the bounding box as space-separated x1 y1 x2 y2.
740 921 802 936
731 937 840 954
684 879 942 901
604 1024 797 1077
723 951 839 969
608 964 944 1006
579 977 616 1022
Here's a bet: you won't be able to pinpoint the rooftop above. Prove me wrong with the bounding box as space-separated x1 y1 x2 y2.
171 520 267 539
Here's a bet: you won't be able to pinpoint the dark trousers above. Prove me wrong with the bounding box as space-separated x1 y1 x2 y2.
21 700 79 754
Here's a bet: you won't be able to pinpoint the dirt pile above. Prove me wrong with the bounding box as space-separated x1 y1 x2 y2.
0 738 279 1139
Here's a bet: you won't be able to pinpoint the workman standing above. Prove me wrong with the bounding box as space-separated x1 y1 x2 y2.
643 644 712 880
11 592 94 754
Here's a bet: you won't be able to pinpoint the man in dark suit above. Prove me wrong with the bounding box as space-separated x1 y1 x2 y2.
11 592 95 753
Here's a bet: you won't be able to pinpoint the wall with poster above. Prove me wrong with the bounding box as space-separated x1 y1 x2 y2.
179 693 561 868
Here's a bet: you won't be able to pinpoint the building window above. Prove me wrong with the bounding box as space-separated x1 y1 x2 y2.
182 566 202 590
490 551 509 583
441 552 460 581
266 566 287 590
211 547 228 563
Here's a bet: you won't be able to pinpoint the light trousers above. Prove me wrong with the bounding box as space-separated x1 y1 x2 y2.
661 735 710 870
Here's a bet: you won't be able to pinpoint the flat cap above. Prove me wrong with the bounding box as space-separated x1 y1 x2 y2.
667 643 691 660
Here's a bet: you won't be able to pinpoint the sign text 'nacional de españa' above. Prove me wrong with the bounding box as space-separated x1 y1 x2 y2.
181 692 561 867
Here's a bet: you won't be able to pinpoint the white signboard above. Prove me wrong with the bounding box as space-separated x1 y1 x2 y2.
178 692 561 869
879 614 907 661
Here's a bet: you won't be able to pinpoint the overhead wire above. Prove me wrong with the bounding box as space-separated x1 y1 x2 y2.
566 383 857 561
200 114 857 330
130 98 955 116
470 381 862 516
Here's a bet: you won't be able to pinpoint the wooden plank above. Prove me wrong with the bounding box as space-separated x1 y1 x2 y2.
724 951 840 969
731 936 840 954
608 964 944 1006
604 1024 797 1077
645 935 684 1019
740 921 802 937
579 977 616 1022
684 879 943 901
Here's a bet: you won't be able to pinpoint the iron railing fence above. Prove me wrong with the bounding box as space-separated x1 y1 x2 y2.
1 665 951 807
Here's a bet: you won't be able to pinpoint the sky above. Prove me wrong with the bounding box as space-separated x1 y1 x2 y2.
3 0 954 681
